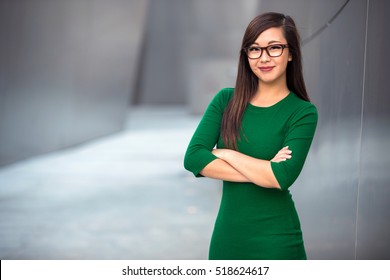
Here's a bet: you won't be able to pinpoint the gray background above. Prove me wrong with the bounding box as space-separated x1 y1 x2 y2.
0 0 389 259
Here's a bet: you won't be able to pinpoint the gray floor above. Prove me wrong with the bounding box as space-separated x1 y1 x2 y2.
0 106 221 260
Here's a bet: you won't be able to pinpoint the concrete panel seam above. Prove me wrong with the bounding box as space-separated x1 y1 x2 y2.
355 0 370 260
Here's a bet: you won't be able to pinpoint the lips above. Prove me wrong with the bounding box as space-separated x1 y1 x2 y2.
259 66 274 72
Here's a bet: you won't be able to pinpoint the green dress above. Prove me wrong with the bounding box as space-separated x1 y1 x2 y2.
184 88 318 260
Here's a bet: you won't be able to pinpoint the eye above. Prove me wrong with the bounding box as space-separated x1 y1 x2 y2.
268 45 283 51
248 46 261 52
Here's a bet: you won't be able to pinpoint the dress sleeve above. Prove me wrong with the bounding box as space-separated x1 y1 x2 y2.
184 88 232 177
271 103 318 191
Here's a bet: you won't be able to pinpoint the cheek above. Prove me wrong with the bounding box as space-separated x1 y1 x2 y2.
248 60 257 73
276 57 289 70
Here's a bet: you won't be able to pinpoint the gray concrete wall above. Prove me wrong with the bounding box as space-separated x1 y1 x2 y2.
356 0 390 259
0 0 148 166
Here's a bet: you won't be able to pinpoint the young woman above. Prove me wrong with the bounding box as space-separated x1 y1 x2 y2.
184 12 318 260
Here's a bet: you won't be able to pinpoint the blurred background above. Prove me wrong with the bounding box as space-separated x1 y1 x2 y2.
0 0 389 259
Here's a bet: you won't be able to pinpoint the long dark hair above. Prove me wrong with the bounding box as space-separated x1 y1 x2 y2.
221 12 310 150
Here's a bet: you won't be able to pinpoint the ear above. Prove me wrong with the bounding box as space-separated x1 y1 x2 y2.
288 55 292 61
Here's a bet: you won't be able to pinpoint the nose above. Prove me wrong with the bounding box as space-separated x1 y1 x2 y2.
259 49 270 62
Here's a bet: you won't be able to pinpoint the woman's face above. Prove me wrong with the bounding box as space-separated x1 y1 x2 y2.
247 27 292 86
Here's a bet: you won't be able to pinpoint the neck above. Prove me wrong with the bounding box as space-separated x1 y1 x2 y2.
250 80 289 107
257 82 289 96
256 78 289 98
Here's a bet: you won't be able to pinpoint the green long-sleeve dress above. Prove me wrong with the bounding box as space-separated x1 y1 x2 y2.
184 88 318 260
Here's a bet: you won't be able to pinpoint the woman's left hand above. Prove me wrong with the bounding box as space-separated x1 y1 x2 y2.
271 146 292 162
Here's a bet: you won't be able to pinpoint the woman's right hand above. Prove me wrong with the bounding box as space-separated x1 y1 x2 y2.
271 146 292 162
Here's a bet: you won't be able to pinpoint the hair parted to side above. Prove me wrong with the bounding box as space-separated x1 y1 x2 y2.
221 12 310 150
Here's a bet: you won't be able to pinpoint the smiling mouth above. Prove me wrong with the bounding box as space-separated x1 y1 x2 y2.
259 67 274 71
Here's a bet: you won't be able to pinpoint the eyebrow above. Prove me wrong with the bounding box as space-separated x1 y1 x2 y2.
252 40 283 45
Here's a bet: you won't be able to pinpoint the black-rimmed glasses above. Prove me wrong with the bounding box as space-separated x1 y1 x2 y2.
243 44 289 59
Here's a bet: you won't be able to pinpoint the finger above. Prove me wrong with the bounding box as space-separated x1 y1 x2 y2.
274 154 292 161
279 155 292 160
279 147 291 153
276 151 292 157
279 149 292 155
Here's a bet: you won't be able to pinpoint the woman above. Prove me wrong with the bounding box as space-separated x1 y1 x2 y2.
184 12 318 260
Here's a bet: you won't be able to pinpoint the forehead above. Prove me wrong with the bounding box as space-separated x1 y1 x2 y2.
253 27 286 45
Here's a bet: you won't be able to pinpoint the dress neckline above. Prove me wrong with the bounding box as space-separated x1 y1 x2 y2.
247 92 293 111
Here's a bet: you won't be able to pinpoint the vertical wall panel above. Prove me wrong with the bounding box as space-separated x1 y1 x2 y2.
357 0 390 259
298 0 367 259
134 0 192 105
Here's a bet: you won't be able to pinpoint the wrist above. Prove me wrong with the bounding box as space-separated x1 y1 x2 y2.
220 149 234 162
212 148 229 161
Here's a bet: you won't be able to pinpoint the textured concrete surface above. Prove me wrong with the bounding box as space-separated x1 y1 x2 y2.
0 106 221 260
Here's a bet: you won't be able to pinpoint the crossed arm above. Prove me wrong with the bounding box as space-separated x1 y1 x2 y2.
199 146 291 189
184 90 317 191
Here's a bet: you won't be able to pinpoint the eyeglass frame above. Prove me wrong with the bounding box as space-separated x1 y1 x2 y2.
243 44 289 59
